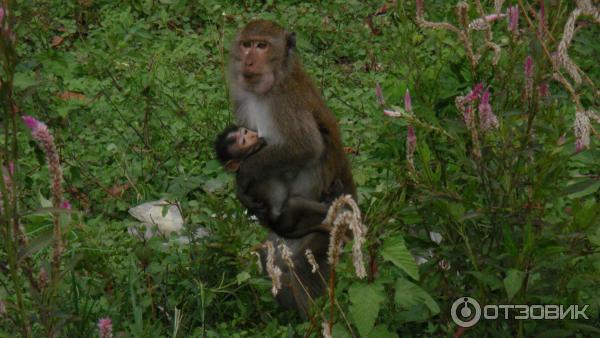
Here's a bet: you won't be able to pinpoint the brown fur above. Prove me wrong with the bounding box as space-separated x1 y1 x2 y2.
229 20 355 201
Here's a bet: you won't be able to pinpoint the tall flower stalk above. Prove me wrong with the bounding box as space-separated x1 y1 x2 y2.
22 116 64 276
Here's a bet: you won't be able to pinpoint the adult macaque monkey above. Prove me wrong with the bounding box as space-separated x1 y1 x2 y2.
228 19 356 319
228 20 356 220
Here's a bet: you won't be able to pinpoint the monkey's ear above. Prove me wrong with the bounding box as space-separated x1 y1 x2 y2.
286 32 296 52
225 160 241 172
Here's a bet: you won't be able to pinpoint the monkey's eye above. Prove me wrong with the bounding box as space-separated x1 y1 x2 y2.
243 129 248 135
256 42 268 49
241 41 252 48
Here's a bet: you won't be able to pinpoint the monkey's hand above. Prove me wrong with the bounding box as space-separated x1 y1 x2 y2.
236 167 253 194
236 185 265 212
237 140 323 193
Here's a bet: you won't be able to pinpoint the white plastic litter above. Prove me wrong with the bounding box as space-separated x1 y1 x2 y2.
128 200 209 243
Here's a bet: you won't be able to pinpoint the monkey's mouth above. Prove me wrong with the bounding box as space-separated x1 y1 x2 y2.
242 72 262 82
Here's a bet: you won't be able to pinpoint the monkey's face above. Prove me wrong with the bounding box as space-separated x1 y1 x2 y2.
235 38 276 94
228 127 262 158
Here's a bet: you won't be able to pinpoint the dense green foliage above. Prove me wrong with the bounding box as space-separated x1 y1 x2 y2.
1 0 599 337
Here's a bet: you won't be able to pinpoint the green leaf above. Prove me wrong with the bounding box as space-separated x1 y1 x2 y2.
13 71 39 90
588 227 600 247
18 229 53 263
368 325 399 338
502 223 518 258
394 278 439 316
331 323 351 338
38 191 53 208
349 283 385 337
236 271 251 285
503 269 525 301
468 271 502 291
381 235 419 280
565 179 600 199
447 202 465 219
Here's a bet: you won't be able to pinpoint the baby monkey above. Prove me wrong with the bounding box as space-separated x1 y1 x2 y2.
214 125 332 238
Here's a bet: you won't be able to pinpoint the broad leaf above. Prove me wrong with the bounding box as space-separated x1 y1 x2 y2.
565 179 600 199
381 235 419 280
349 283 385 337
504 269 525 301
394 278 440 316
368 325 399 338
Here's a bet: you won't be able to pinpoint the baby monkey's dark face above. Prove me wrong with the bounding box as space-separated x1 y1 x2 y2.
228 127 263 159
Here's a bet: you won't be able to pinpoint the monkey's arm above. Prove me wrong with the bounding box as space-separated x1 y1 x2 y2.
273 197 332 238
236 113 324 193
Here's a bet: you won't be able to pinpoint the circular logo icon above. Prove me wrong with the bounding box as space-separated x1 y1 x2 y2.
451 297 481 328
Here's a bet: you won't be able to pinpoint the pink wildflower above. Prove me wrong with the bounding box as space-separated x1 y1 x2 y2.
538 1 545 37
484 13 506 22
524 56 534 98
478 89 499 131
407 125 416 150
375 82 385 106
463 105 474 128
524 56 534 77
404 89 412 113
22 116 63 207
0 7 4 26
507 5 519 32
22 115 38 130
98 317 113 338
466 83 484 102
22 115 64 265
538 83 549 97
61 200 71 210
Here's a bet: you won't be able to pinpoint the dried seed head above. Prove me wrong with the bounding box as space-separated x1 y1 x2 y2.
574 110 590 152
322 321 332 338
478 89 499 131
278 242 294 269
457 2 470 29
469 14 506 31
265 241 282 296
305 249 319 273
325 195 367 278
494 0 505 13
